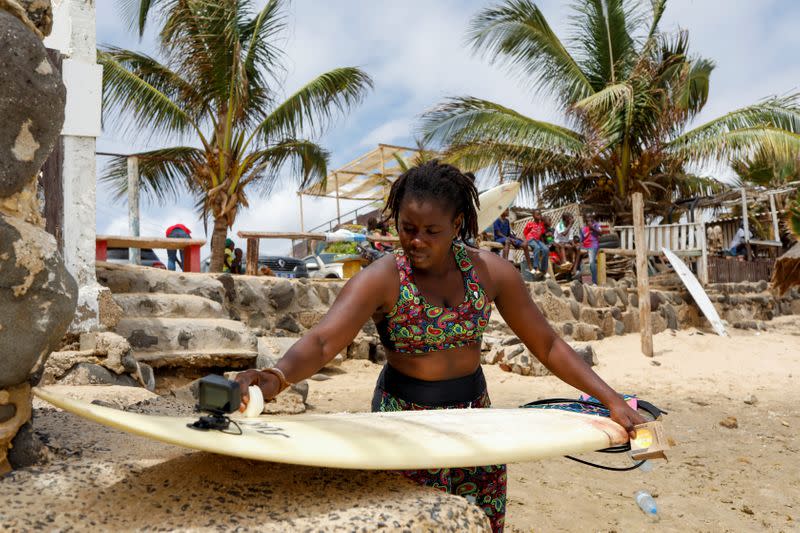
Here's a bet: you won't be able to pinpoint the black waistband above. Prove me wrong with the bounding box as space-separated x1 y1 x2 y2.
375 364 486 407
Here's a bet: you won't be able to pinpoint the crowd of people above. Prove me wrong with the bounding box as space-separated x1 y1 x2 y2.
491 209 602 284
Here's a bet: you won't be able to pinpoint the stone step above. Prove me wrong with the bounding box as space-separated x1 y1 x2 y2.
113 293 227 319
97 262 225 302
116 317 257 354
135 349 258 369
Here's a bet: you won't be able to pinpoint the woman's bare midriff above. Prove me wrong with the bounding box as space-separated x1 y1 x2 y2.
385 343 482 381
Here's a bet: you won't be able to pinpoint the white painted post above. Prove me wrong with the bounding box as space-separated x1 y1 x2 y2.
45 0 105 332
769 193 780 241
127 156 140 265
334 172 341 225
698 221 709 285
740 188 752 259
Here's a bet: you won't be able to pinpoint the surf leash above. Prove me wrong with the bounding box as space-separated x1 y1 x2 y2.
521 396 666 471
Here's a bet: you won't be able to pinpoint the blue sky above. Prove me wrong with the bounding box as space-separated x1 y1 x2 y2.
94 0 800 259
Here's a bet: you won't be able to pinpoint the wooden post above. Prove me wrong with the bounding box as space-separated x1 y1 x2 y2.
334 172 341 226
127 156 140 265
597 250 607 285
298 193 305 232
740 188 752 260
245 238 259 275
768 192 780 241
698 222 709 285
632 193 653 357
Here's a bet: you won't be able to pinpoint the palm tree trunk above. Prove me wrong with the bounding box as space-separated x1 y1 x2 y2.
210 216 229 272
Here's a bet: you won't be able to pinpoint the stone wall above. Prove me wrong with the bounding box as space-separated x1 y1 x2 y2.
0 0 77 474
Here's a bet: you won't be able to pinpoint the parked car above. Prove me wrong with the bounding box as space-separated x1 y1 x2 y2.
106 247 167 269
200 255 309 278
303 254 344 279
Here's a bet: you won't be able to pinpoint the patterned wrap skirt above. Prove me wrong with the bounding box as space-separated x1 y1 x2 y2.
371 364 507 532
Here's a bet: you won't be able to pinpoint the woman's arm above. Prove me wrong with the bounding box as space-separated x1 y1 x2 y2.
489 256 645 437
235 256 396 404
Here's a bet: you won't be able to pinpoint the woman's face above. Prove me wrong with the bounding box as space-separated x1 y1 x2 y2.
397 197 462 270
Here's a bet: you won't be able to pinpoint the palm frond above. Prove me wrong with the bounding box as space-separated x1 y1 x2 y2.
98 50 199 143
251 67 373 145
421 97 586 154
468 0 594 105
239 139 330 194
572 0 638 86
99 147 205 204
241 0 285 93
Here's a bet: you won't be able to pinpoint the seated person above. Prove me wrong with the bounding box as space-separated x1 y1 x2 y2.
725 225 753 259
493 209 533 270
523 209 549 274
553 212 577 267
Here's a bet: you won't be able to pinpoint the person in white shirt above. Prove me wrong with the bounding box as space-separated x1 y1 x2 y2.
727 225 752 257
553 212 576 266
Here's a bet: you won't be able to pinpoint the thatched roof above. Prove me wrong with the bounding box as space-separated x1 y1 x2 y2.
771 241 800 295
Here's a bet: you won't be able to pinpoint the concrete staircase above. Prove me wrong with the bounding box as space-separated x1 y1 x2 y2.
102 276 258 371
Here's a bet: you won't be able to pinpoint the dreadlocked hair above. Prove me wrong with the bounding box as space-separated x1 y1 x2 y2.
383 160 480 242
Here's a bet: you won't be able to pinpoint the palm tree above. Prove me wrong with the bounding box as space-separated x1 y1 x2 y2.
100 0 373 270
421 0 800 221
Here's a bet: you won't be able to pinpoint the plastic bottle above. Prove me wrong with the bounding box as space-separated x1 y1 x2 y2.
634 490 659 521
638 459 654 473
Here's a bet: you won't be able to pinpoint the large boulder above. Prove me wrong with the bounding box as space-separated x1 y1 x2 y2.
0 10 65 198
0 214 77 387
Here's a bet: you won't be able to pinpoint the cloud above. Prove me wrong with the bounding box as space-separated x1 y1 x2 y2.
92 0 800 257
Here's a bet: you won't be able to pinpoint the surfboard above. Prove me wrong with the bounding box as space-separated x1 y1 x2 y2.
477 182 521 234
33 386 628 470
662 247 727 337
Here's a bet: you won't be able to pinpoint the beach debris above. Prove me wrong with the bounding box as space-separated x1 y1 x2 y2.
719 416 739 429
310 373 331 381
781 420 790 427
741 505 754 515
651 360 661 366
743 395 758 405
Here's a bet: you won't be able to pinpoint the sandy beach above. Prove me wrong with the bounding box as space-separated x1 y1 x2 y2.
305 317 800 532
1 317 796 532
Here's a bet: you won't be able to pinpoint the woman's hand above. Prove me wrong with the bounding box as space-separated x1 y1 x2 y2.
607 398 648 439
234 370 281 412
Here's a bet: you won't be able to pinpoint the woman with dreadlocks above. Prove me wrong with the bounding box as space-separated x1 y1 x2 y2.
235 160 644 532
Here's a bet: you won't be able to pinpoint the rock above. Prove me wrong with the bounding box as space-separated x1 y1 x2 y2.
579 307 601 326
310 373 331 381
622 311 640 333
546 279 563 297
269 281 295 310
743 395 758 406
136 362 155 391
719 416 739 429
569 300 580 320
570 343 598 366
370 344 387 364
0 215 77 387
79 332 132 374
59 363 139 387
297 310 325 329
263 387 306 414
650 312 667 334
325 353 345 368
560 321 575 337
41 349 99 383
503 345 525 363
570 280 584 304
650 291 663 311
573 323 599 342
585 287 597 307
600 313 615 338
0 11 65 197
616 287 628 306
603 278 617 288
290 380 309 403
296 285 322 308
7 421 47 469
536 292 574 322
603 289 618 306
18 0 54 36
662 304 678 330
630 292 638 308
501 336 522 346
275 314 301 334
347 339 371 360
614 320 625 336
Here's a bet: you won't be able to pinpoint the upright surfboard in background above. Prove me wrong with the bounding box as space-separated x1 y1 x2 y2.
477 182 521 234
33 387 628 470
662 247 728 337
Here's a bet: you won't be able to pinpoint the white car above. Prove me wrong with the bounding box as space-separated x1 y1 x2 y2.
303 254 344 279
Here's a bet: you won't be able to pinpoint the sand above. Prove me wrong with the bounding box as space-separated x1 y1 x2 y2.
3 316 799 532
307 317 800 532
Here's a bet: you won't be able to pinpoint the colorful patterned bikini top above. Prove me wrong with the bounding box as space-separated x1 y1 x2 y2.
376 242 492 354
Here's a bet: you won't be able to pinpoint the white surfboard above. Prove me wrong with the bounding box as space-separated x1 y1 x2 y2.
33 387 628 470
662 247 727 337
477 182 521 234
